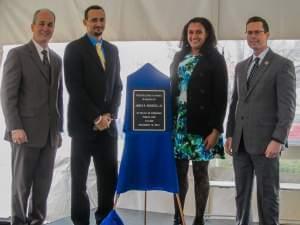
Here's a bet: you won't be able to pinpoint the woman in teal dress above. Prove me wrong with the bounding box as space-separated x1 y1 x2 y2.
170 17 228 225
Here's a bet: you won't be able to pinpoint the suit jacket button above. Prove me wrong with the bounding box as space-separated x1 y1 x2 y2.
241 116 244 120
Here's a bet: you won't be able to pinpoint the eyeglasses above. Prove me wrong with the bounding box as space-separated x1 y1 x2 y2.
245 30 265 36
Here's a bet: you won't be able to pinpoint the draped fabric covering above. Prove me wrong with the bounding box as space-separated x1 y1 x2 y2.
116 63 179 194
100 210 124 225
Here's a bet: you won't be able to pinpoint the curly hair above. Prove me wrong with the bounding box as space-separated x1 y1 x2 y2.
179 17 217 55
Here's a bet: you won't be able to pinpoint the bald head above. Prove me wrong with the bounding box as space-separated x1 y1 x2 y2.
32 9 56 25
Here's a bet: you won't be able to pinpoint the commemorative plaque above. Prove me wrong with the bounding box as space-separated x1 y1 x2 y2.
132 90 165 131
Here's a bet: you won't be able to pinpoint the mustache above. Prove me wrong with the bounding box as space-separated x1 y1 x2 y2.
94 31 103 37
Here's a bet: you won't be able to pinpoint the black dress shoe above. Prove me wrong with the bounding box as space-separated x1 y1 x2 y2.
96 218 103 225
192 218 204 225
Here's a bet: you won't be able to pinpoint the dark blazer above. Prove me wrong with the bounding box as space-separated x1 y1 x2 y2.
64 35 122 137
1 41 63 148
170 48 228 138
226 49 296 154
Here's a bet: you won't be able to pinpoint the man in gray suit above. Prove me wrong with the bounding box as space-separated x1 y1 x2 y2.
225 16 296 225
1 9 63 225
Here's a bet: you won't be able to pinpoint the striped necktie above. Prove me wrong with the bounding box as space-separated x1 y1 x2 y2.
96 42 106 70
247 57 260 89
41 49 51 83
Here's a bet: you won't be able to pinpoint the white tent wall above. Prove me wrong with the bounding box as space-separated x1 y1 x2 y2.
218 0 300 40
0 0 217 44
1 0 300 44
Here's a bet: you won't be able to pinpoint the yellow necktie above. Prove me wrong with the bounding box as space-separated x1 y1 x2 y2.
96 43 106 70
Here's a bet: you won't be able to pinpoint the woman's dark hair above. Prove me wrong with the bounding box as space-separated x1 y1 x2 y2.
179 17 217 55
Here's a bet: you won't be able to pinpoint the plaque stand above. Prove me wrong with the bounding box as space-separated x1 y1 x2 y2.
114 63 186 225
113 193 186 225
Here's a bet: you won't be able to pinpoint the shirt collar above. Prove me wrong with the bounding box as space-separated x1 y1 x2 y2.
87 34 103 46
252 47 269 64
32 39 50 62
32 39 49 53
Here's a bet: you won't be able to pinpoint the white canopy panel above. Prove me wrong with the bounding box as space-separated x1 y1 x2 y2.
0 0 217 44
0 0 299 46
218 0 300 40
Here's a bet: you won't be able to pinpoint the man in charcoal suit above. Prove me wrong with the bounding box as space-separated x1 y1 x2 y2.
225 16 296 225
1 9 63 225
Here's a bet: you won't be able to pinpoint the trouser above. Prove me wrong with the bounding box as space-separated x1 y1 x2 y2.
70 132 118 225
233 137 279 225
11 140 56 225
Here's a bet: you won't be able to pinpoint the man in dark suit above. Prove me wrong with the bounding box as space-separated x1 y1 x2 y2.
1 9 63 225
64 5 122 225
225 16 296 225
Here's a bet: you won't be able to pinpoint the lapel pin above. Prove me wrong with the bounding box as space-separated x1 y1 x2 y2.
264 61 269 65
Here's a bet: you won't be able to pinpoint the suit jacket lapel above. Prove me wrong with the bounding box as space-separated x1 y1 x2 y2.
239 57 251 97
49 50 58 87
102 41 112 74
83 35 105 72
246 50 274 98
27 41 50 83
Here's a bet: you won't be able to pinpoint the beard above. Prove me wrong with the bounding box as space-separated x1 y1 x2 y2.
93 26 104 37
94 31 103 37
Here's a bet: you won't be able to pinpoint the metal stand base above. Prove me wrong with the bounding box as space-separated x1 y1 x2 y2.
113 192 186 225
